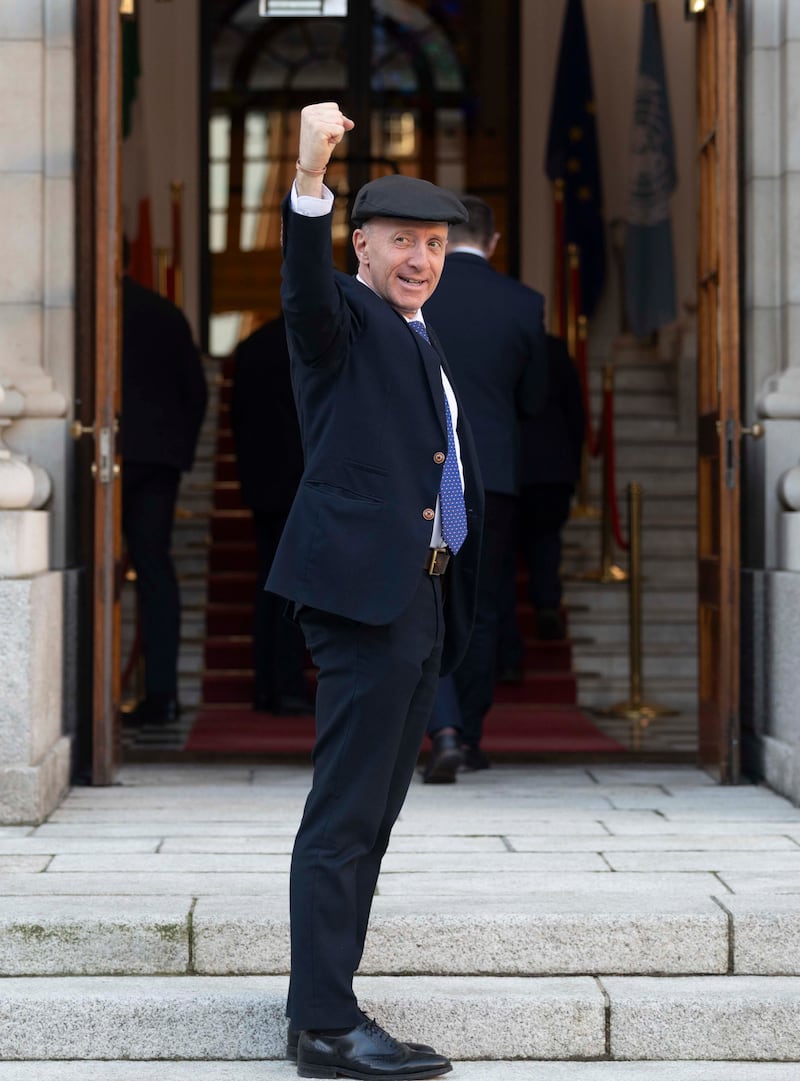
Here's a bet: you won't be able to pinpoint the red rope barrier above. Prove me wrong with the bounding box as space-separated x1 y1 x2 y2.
119 553 143 692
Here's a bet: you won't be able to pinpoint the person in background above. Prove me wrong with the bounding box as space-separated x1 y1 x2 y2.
420 195 546 782
497 332 586 674
230 312 312 716
121 260 207 726
267 102 482 1079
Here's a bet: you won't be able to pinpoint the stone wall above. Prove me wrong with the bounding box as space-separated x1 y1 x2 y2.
742 0 800 803
0 1 75 822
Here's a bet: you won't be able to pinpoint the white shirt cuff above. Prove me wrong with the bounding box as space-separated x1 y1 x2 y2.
290 180 335 217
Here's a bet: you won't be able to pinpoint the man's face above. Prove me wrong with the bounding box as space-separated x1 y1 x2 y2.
352 217 448 317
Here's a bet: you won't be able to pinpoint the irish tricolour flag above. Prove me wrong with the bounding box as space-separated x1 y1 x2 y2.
122 14 153 288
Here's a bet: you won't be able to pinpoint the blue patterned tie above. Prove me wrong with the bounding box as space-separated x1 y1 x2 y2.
408 320 468 554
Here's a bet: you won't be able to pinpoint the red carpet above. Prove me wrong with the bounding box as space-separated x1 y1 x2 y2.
184 702 624 755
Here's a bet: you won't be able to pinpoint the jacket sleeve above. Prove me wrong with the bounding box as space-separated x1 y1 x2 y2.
279 194 355 370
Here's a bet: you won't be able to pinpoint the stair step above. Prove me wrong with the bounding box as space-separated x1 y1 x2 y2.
209 546 259 574
0 1064 796 1081
2 975 800 1061
493 672 577 705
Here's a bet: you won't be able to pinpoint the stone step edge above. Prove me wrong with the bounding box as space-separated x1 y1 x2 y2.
0 900 795 978
2 975 800 1062
0 1064 798 1081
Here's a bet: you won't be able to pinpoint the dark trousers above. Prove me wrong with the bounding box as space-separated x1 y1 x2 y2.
121 462 181 697
444 492 515 747
519 482 574 610
427 673 463 737
288 572 444 1029
253 510 308 707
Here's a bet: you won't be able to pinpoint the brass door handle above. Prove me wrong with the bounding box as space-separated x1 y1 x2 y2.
70 420 95 440
742 423 764 439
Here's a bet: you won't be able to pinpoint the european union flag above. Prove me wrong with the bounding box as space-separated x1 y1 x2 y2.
545 0 606 317
624 0 677 338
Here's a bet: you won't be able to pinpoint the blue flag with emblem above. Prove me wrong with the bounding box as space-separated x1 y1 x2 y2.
545 0 606 317
624 0 677 338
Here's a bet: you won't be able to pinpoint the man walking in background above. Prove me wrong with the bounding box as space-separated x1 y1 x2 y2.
421 196 546 781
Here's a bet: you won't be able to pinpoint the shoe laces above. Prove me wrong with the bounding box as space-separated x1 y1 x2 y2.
360 1014 401 1050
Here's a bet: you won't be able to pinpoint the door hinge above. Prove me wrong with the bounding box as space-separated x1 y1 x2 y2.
96 426 120 485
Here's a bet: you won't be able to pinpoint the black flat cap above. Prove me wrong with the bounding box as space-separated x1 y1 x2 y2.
351 175 468 227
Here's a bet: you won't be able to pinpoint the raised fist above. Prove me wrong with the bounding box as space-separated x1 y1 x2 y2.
298 102 355 174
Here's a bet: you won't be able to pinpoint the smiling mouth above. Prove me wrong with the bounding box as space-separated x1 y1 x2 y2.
399 275 426 286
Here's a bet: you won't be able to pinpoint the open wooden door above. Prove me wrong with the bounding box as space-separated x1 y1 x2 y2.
696 0 742 782
76 0 124 784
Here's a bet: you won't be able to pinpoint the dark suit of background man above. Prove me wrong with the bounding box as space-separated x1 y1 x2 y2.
230 314 311 716
421 196 546 779
121 273 207 726
520 333 586 639
266 102 482 1080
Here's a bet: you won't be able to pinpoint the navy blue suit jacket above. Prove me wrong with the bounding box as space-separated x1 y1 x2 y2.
266 198 484 674
422 252 546 495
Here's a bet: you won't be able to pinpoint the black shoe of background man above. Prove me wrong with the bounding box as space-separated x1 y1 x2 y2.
285 1023 435 1065
123 693 180 728
535 607 566 641
296 1018 451 1079
422 730 462 784
460 743 491 771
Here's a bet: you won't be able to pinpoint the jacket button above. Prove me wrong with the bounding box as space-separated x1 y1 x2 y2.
422 508 435 521
433 451 445 464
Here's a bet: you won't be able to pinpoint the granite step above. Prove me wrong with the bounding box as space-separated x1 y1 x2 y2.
2 890 799 979
2 975 800 1061
0 1064 796 1081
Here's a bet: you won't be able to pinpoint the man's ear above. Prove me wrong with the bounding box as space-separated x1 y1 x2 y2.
352 228 367 263
487 232 500 259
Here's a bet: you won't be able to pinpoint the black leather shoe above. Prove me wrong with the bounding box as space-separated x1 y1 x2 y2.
296 1018 451 1079
286 1025 434 1065
460 744 491 771
422 731 462 784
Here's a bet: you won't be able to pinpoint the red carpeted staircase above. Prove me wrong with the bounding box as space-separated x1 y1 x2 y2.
185 358 622 755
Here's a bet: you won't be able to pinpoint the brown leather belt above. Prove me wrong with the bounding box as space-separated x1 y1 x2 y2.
426 547 451 576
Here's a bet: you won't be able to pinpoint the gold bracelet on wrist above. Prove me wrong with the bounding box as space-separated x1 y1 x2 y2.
296 159 327 177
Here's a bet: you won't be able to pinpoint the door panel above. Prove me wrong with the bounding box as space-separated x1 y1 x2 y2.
696 0 741 780
79 0 123 784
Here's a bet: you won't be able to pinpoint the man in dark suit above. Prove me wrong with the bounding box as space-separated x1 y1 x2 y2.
420 196 546 780
230 314 311 715
519 333 585 639
121 272 207 726
266 103 482 1080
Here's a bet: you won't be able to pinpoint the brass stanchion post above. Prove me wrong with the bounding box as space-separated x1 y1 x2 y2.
578 365 627 582
596 482 677 749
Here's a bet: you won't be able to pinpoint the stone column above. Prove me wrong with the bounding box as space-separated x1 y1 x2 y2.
0 2 75 822
742 0 800 803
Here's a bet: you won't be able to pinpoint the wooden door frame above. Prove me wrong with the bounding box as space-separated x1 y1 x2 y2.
75 0 123 785
696 0 742 782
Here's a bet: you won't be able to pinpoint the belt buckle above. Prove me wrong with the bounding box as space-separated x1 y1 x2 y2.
427 547 450 576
